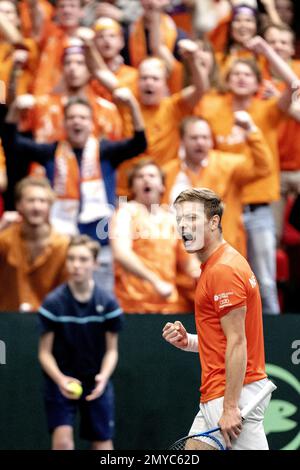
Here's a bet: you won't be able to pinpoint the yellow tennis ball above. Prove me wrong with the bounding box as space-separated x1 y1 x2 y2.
67 381 83 398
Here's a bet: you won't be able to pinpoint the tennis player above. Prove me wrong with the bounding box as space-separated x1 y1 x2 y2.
163 188 273 450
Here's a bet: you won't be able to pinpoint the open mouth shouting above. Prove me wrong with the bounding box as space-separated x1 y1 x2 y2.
182 232 194 246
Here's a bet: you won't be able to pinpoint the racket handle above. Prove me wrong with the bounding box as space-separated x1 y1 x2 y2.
241 380 277 420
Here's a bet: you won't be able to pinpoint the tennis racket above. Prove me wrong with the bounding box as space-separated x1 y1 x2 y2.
169 380 277 450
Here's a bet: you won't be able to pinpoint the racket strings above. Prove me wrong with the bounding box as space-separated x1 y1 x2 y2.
169 434 224 451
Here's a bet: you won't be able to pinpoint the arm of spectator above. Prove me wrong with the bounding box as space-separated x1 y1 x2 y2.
110 208 174 298
148 8 176 75
179 39 210 108
247 36 298 113
0 11 23 45
95 2 124 23
3 98 55 167
232 111 273 184
26 0 46 41
83 37 120 92
101 88 146 167
260 0 283 26
113 88 144 131
192 0 220 35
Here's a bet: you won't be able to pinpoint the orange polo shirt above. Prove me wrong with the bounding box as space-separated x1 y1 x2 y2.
20 86 122 142
111 201 193 314
195 92 284 203
0 223 69 311
195 242 267 403
116 91 193 196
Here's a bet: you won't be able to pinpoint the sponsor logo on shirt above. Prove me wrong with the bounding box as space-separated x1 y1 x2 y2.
213 292 234 309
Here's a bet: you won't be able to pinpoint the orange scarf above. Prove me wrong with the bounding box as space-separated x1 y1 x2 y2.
50 137 112 235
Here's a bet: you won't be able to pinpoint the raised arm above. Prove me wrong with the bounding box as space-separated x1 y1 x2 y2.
231 111 273 184
83 35 120 92
260 0 283 26
100 88 147 167
179 39 210 108
0 11 23 44
247 36 299 112
148 8 176 76
2 98 55 167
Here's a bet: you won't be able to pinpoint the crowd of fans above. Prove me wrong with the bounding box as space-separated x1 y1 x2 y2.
0 0 300 315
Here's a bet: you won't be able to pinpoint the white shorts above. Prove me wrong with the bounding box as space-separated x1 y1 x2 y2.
189 378 272 450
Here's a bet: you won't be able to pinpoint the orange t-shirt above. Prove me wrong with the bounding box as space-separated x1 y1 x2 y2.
20 87 122 142
262 60 300 171
195 242 267 403
111 201 193 314
195 92 283 203
116 91 193 196
0 223 69 311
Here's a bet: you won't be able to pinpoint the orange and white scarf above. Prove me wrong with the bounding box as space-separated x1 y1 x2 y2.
50 136 112 235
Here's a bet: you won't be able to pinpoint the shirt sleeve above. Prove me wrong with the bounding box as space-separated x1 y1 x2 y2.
207 264 248 318
103 296 124 333
37 296 58 336
100 130 147 169
1 123 56 167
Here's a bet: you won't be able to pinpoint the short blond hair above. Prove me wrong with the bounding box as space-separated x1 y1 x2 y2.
174 188 224 230
15 176 55 205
